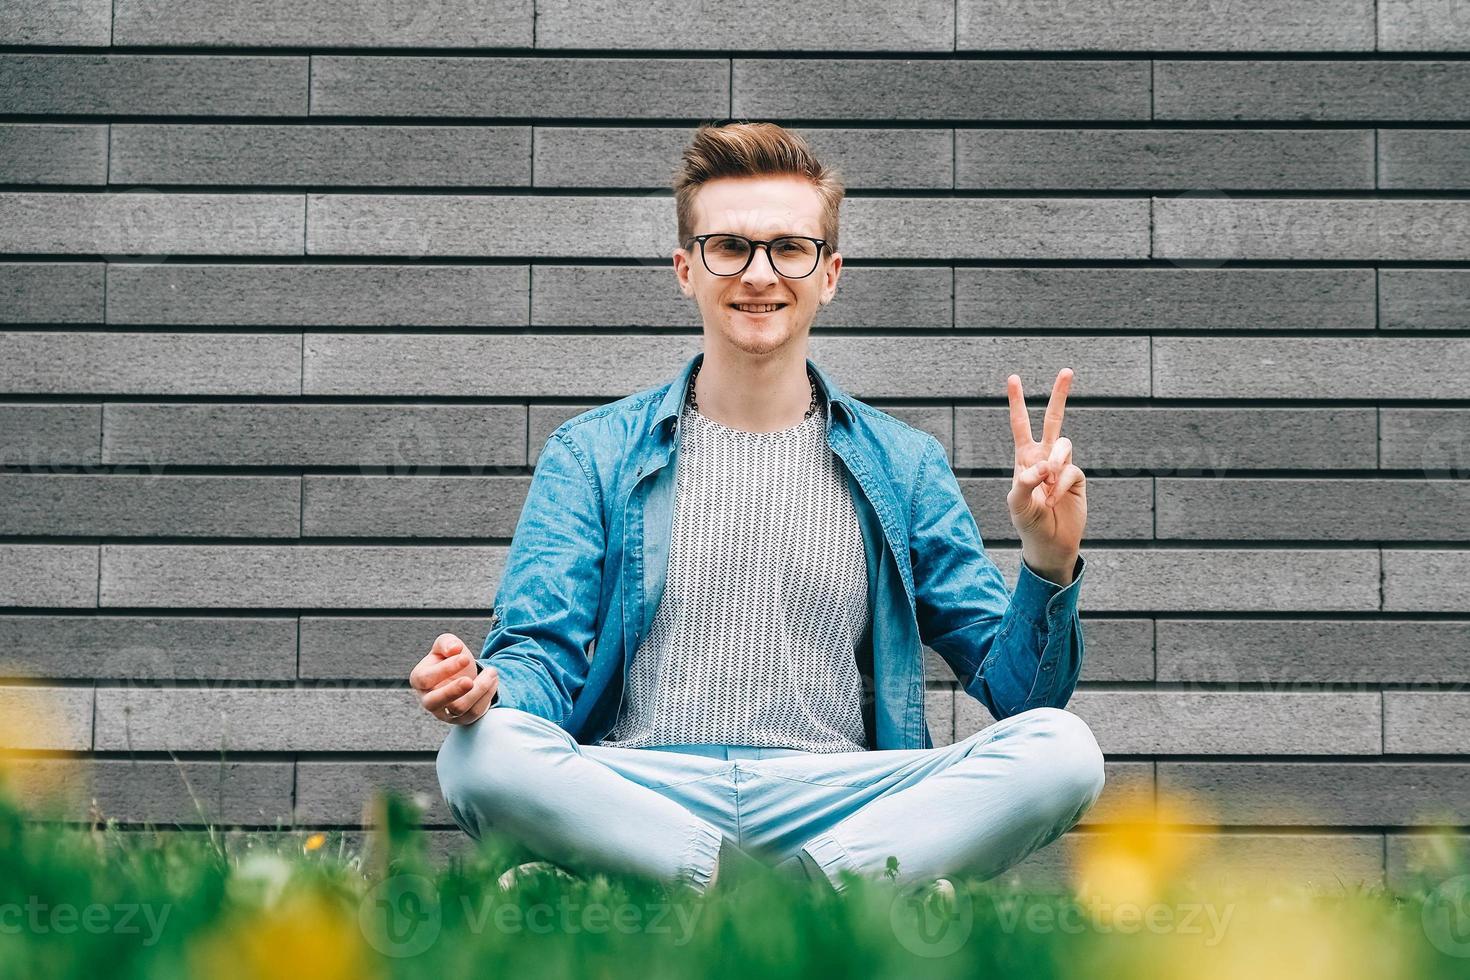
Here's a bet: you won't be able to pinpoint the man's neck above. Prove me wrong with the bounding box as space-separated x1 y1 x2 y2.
689 349 816 433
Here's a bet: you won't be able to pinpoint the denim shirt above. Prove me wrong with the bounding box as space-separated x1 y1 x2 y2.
479 350 1088 751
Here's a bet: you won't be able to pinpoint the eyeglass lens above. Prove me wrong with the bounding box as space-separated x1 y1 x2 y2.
702 235 821 278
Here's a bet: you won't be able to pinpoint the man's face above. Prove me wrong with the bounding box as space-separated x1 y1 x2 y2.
673 175 842 357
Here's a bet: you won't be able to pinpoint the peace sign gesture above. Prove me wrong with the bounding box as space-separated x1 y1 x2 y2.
1006 368 1086 584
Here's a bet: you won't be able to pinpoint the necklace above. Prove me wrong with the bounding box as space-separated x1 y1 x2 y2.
687 362 820 420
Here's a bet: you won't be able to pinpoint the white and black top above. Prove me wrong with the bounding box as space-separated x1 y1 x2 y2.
596 387 871 753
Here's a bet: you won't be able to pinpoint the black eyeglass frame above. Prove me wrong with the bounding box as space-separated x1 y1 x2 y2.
684 233 831 279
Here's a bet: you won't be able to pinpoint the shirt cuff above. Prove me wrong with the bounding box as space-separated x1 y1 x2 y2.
1010 553 1086 633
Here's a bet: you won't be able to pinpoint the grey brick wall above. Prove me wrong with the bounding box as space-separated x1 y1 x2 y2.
1 1 1467 889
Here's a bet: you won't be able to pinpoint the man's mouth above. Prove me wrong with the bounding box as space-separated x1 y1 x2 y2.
730 303 788 315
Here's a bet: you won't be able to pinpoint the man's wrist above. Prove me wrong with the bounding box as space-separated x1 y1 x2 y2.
1021 551 1078 587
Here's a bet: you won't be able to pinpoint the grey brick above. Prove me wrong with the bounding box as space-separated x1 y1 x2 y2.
956 407 1377 473
110 124 532 187
1156 477 1470 541
999 547 1379 612
0 333 301 396
0 192 304 256
107 264 529 327
99 545 503 608
1154 198 1470 261
311 57 726 118
1379 270 1470 328
0 615 296 681
1158 620 1470 684
842 197 1149 259
1159 762 1470 826
0 545 98 607
0 0 110 45
3 758 293 825
959 476 1152 541
532 265 952 329
734 59 1150 120
1155 60 1470 120
299 616 494 679
1380 408 1470 470
1084 762 1156 825
0 124 107 184
0 262 104 324
1383 550 1470 612
1001 691 1384 754
539 0 952 50
302 476 530 538
924 685 955 746
0 474 301 538
307 194 674 257
94 688 446 751
1384 693 1470 754
306 334 1147 397
534 126 954 190
103 404 526 468
1378 131 1470 190
296 761 451 826
1003 831 1384 892
958 0 1373 50
0 404 100 467
956 128 1374 190
113 0 532 47
956 268 1375 330
924 617 1154 682
0 54 308 116
1388 834 1470 895
1379 0 1470 50
0 686 93 749
1155 338 1470 399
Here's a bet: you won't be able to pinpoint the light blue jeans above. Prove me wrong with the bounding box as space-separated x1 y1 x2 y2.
436 704 1106 896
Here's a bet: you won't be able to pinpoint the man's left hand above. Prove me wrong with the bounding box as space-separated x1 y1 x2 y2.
1005 367 1086 585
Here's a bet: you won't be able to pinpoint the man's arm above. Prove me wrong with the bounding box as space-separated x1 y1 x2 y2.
478 430 605 727
909 434 1087 720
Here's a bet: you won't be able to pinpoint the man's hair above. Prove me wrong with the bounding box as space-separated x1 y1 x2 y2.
671 120 846 254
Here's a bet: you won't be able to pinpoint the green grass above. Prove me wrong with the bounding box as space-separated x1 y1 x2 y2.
1 773 1467 980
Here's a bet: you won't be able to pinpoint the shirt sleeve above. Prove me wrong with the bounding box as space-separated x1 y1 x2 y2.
476 430 605 727
908 434 1088 720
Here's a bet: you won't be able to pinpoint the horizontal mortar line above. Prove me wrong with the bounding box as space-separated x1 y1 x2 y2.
6 467 1465 479
7 326 1470 339
13 185 1470 199
8 396 1470 409
1 535 1464 547
8 255 1470 270
9 112 1470 127
8 45 1470 60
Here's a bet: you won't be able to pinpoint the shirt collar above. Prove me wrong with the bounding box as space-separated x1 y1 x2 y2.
652 350 857 435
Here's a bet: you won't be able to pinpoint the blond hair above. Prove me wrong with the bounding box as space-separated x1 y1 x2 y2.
671 120 846 253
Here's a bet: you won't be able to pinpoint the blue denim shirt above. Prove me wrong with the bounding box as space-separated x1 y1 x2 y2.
479 350 1088 750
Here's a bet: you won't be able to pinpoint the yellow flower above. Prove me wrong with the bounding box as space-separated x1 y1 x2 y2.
304 833 328 853
189 885 383 980
1072 788 1215 924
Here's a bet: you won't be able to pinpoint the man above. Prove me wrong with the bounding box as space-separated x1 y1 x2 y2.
411 120 1104 899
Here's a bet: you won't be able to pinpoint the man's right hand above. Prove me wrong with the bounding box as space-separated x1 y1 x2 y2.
410 632 500 725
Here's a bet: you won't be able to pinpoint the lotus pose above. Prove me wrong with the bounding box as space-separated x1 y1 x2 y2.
411 121 1103 899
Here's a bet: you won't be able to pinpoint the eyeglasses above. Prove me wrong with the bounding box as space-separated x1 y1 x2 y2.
685 233 830 279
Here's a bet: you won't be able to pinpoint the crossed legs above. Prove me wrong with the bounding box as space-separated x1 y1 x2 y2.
435 704 1106 895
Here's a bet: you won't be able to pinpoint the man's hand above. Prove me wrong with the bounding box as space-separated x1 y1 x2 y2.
410 632 500 726
1006 367 1086 584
